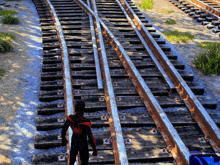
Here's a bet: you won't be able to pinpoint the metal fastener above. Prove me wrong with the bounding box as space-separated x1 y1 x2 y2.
57 103 64 107
101 115 108 120
142 113 148 117
103 138 110 144
99 97 105 101
120 115 126 120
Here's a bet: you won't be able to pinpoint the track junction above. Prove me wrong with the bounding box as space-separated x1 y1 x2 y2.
31 0 220 164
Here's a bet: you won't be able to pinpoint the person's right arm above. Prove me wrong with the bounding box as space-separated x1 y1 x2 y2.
61 119 71 145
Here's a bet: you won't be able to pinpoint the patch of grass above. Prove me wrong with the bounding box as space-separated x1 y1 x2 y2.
0 32 15 41
0 39 12 52
165 19 176 24
158 9 174 13
3 15 19 24
0 10 18 16
162 30 194 43
193 42 220 75
140 0 153 10
136 2 141 7
0 70 5 79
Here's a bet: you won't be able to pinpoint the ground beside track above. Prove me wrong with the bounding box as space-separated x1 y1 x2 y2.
0 0 220 164
0 0 42 164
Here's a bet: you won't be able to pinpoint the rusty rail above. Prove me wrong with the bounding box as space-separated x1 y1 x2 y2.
72 0 191 164
90 0 129 164
120 0 220 153
115 0 175 91
87 0 103 89
44 0 78 164
184 0 220 20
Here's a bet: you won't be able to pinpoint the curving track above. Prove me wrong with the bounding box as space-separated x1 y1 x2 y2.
31 0 220 164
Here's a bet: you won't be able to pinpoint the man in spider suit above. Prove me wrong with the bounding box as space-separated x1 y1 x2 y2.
62 100 98 165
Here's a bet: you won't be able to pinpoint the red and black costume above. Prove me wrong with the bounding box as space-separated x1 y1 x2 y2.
62 114 97 165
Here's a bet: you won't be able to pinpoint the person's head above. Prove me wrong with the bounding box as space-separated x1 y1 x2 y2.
74 100 85 115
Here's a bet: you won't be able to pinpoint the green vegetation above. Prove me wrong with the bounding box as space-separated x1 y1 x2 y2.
140 0 153 10
0 39 12 52
162 30 194 43
165 19 176 24
0 32 15 41
0 10 18 16
136 2 141 7
0 32 15 52
193 42 220 75
158 9 174 13
3 15 19 24
0 70 5 79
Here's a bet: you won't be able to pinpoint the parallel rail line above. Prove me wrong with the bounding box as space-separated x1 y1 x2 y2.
169 0 220 35
31 0 220 164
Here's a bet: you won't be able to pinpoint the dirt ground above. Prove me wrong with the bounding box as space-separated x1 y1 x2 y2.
0 0 42 164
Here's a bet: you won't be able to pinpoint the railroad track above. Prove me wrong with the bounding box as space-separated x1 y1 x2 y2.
168 0 220 35
31 0 220 164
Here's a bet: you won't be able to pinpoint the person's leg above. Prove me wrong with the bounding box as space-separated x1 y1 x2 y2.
70 149 78 165
79 148 89 165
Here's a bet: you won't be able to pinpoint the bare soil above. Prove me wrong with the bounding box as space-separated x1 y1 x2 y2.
0 0 42 164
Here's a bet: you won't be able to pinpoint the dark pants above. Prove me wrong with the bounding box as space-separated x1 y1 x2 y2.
70 148 89 165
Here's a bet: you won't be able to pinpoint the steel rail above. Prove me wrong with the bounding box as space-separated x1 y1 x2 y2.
71 0 191 164
186 0 220 17
183 0 220 20
87 0 103 89
207 0 220 5
120 0 220 153
90 0 129 164
114 0 175 91
44 0 78 164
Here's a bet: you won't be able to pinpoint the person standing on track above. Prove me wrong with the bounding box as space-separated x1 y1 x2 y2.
62 100 98 165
